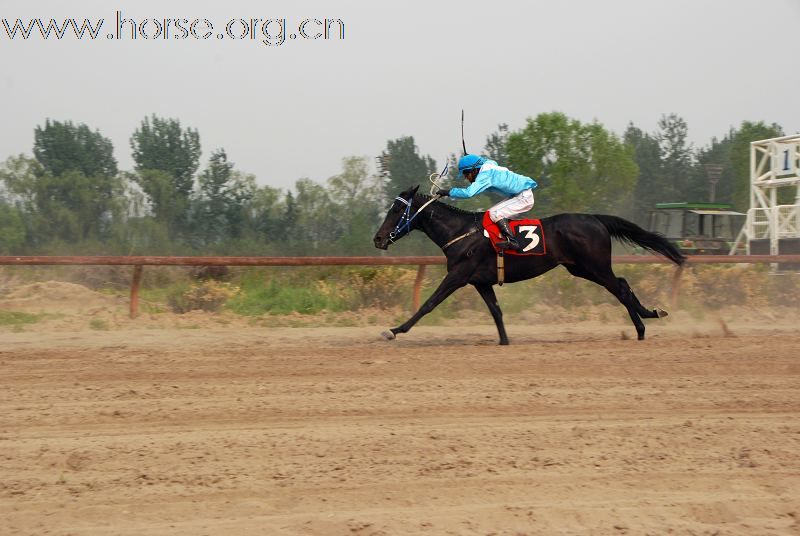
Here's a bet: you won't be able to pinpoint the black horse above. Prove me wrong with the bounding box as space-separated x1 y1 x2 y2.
373 186 685 344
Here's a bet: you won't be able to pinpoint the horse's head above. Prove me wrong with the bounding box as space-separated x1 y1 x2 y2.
373 185 420 250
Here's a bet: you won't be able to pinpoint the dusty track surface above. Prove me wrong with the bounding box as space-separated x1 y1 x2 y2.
2 320 799 535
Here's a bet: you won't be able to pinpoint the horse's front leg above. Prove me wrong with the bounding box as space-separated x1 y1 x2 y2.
382 272 467 340
474 283 509 345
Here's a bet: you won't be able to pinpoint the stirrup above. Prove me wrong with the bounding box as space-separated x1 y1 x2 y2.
495 219 521 250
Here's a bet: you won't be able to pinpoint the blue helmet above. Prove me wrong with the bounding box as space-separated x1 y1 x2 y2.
457 154 485 176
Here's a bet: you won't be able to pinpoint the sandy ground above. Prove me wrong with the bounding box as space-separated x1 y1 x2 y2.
1 313 799 536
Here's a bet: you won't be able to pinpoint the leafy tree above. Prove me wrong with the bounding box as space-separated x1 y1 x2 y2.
0 155 41 209
624 123 664 222
248 185 283 243
0 153 124 244
293 178 343 252
130 115 201 192
626 115 743 222
99 182 171 255
129 169 188 228
34 119 117 179
219 171 256 241
194 149 256 244
29 120 122 240
283 190 298 230
269 158 385 254
0 155 71 245
378 136 436 198
327 156 384 254
656 113 695 201
0 199 25 253
130 115 201 232
506 112 638 214
327 157 381 209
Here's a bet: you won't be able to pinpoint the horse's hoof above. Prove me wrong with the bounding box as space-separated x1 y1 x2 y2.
381 330 396 341
656 308 668 318
499 339 510 346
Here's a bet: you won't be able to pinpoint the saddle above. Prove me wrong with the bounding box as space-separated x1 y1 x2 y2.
482 211 546 256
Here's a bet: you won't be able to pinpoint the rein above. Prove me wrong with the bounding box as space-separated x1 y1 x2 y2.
441 228 479 250
442 210 483 250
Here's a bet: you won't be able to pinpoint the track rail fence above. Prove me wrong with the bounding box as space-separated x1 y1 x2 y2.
2 255 799 318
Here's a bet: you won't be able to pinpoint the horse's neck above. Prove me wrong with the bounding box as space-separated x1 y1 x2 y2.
415 198 478 249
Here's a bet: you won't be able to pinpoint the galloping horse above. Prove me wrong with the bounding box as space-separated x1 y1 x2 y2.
373 186 686 345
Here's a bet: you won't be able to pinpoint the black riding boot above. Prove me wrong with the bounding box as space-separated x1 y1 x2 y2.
496 218 521 250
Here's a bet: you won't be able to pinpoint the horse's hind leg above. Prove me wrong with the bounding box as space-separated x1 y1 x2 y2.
617 277 667 319
474 284 509 345
564 264 647 340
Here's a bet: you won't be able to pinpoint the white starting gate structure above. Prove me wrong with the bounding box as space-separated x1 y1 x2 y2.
731 134 800 255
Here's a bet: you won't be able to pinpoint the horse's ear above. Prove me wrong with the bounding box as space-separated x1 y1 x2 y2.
412 184 419 195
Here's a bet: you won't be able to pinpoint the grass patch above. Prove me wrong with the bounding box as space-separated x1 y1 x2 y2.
139 285 183 304
89 318 110 330
227 278 345 315
0 310 43 327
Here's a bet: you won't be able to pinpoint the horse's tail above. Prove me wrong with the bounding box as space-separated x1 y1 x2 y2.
593 214 686 266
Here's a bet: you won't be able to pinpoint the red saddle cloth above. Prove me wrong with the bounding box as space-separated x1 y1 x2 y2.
482 211 547 256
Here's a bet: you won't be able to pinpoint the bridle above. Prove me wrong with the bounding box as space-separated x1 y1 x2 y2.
388 195 439 243
388 194 480 251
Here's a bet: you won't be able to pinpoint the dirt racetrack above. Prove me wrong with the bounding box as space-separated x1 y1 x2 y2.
2 318 799 535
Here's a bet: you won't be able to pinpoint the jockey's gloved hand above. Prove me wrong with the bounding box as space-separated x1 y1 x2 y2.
437 188 450 197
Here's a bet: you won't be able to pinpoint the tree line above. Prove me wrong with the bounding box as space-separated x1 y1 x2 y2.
0 113 785 255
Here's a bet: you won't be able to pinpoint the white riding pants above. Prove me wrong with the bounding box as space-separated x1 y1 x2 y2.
489 189 535 222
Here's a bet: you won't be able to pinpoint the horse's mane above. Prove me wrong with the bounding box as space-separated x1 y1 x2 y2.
415 194 480 217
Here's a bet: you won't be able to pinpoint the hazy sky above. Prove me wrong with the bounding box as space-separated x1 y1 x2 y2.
3 0 799 189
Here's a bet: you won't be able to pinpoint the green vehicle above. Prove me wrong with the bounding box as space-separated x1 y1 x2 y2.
647 202 745 255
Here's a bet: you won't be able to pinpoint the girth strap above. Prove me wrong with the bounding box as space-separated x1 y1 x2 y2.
497 251 505 286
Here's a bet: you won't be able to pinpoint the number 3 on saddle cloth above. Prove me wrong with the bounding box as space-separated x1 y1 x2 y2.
481 211 547 256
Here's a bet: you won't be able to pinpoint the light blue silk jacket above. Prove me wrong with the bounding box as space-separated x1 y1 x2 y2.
449 160 537 199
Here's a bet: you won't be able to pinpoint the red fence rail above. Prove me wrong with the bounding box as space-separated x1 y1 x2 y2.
2 255 799 318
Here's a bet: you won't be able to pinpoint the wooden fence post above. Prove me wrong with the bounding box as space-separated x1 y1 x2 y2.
130 265 143 319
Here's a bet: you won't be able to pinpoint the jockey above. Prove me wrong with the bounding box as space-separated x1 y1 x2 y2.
437 154 538 250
